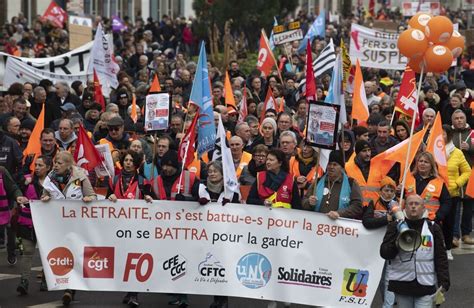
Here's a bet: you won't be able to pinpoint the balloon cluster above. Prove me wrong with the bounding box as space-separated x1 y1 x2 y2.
397 13 465 73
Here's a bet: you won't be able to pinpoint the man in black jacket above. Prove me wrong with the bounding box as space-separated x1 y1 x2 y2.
380 194 450 307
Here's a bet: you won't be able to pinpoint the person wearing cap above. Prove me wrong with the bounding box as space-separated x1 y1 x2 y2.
302 150 363 219
450 79 473 109
83 103 103 132
380 194 450 308
76 91 97 118
346 140 386 207
18 118 35 151
116 88 131 119
362 176 398 308
99 116 132 169
149 150 199 201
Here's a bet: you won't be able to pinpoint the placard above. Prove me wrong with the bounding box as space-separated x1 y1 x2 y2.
144 92 171 132
306 101 340 150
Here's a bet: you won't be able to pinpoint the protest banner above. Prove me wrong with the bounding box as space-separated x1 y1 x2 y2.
69 16 92 49
144 92 171 132
3 57 89 88
401 2 440 16
350 24 407 70
0 41 93 90
31 200 385 307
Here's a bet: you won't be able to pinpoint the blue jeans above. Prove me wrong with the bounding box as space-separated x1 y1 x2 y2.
396 293 433 308
453 198 473 238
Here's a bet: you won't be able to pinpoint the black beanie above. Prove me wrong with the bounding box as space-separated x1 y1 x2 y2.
328 150 345 167
161 150 180 169
355 140 371 154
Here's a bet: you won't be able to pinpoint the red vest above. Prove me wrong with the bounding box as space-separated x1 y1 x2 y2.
257 171 293 208
0 173 10 225
151 171 195 200
111 175 143 200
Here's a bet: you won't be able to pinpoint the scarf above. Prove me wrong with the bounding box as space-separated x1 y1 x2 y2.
206 179 224 195
315 173 351 212
445 141 455 158
120 169 136 192
297 152 315 165
265 170 289 192
50 169 72 191
247 160 266 177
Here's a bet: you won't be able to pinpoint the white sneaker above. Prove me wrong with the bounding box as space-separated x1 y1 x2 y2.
446 250 453 260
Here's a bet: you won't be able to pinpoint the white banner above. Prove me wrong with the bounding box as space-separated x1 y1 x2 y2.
273 29 304 46
0 41 93 90
350 24 407 70
4 58 90 89
401 2 440 16
32 200 385 307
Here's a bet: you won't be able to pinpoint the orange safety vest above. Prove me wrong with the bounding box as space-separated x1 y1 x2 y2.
235 152 252 179
405 173 443 221
345 159 381 206
150 170 195 200
289 157 319 185
256 171 293 208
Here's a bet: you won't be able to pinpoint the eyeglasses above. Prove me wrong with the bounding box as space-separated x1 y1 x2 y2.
254 154 266 158
108 126 121 131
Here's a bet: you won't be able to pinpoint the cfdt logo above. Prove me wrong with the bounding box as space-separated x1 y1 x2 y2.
83 247 115 278
340 268 369 299
47 247 74 276
236 253 271 289
163 254 187 281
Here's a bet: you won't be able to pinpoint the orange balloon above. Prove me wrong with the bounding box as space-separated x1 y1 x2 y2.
425 16 453 44
407 57 425 74
408 12 432 31
398 29 429 59
443 30 465 58
423 45 453 73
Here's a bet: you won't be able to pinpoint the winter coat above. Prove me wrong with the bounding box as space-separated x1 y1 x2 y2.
446 147 471 197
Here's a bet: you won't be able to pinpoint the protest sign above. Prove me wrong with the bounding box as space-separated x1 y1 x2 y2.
144 92 171 132
350 24 407 70
4 57 89 88
272 22 303 46
306 101 340 150
69 16 92 49
32 200 385 307
94 144 115 178
0 41 93 90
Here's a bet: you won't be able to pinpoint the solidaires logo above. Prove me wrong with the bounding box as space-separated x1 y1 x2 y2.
236 253 271 289
341 268 369 297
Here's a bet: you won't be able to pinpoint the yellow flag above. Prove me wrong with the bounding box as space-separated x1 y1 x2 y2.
341 39 351 91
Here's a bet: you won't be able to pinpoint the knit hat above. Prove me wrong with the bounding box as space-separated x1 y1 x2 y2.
355 140 370 154
20 118 36 131
161 150 180 169
328 150 345 167
260 117 277 135
380 176 396 189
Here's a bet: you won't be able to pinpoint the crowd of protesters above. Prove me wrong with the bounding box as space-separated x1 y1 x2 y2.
0 6 472 308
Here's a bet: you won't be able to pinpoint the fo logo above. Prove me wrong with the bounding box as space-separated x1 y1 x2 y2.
47 247 74 276
236 253 271 289
341 268 369 298
83 247 115 278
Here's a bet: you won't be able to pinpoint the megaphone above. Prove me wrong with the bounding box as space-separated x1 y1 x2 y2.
392 205 422 252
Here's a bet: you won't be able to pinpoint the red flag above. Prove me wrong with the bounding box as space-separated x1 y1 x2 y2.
74 125 103 171
368 0 375 16
260 87 277 123
93 69 106 111
395 66 419 121
178 113 199 169
256 29 277 77
42 1 67 28
305 41 316 101
237 87 248 124
149 74 161 93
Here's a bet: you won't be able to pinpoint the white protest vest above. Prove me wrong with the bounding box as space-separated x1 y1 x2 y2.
42 176 83 200
387 220 437 286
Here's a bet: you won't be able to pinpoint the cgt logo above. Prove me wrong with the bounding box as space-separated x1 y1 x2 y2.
83 247 115 278
236 253 271 289
47 247 74 276
341 268 369 298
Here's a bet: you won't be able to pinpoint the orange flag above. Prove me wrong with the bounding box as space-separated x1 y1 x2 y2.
426 113 449 184
149 74 161 92
224 71 237 114
352 59 369 122
130 93 138 124
256 29 278 77
23 104 45 156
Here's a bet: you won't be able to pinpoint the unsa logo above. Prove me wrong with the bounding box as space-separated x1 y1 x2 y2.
236 253 271 289
47 247 74 276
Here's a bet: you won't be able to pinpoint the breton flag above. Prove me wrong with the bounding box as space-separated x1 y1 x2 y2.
298 38 336 93
74 124 103 171
214 114 240 199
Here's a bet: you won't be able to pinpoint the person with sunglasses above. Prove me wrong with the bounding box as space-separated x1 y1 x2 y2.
98 116 132 170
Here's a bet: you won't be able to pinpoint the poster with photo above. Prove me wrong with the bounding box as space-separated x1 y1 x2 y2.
306 100 340 150
144 92 171 132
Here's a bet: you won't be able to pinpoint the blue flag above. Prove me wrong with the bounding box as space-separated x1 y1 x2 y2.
297 10 325 54
189 42 216 157
324 53 347 125
269 16 278 51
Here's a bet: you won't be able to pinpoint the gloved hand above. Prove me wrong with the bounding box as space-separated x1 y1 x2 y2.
199 198 210 205
222 198 230 206
175 194 185 201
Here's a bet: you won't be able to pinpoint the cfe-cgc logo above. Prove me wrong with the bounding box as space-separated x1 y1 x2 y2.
83 247 115 278
236 253 271 289
195 252 227 284
339 268 369 305
163 254 187 281
277 267 332 289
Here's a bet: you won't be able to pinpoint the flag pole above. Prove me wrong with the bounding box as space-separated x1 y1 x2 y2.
389 107 397 128
312 149 321 197
101 160 113 179
399 66 424 207
150 132 158 179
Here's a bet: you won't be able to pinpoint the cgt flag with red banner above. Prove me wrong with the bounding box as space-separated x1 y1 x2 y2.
256 29 278 77
395 66 420 124
178 113 199 169
93 69 106 111
42 1 67 28
74 125 103 171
